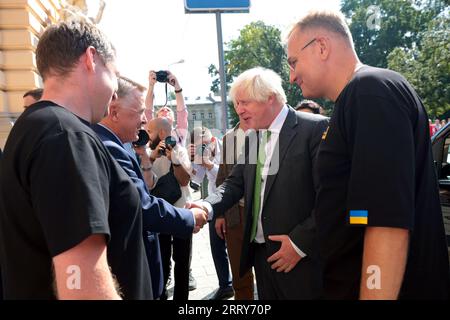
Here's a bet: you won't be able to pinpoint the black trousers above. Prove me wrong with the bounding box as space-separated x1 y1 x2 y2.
159 233 192 301
253 243 282 300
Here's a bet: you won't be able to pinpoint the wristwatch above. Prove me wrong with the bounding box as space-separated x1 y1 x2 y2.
141 164 152 171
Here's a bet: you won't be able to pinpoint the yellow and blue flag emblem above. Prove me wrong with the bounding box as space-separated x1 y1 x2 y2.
349 210 368 225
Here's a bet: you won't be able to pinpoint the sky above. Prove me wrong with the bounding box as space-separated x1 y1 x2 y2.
90 0 341 104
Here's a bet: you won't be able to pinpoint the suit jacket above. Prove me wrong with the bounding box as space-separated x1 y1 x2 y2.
216 125 242 228
206 107 329 299
92 124 195 299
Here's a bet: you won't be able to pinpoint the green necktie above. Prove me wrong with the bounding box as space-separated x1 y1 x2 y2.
250 130 271 242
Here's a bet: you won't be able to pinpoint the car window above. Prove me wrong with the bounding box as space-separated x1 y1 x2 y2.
440 137 450 179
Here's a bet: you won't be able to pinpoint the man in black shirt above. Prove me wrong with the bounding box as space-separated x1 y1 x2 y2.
286 10 449 299
0 19 152 299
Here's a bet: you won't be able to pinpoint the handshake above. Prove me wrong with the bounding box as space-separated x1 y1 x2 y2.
185 201 210 234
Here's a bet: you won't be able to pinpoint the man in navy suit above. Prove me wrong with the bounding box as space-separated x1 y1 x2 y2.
92 77 208 299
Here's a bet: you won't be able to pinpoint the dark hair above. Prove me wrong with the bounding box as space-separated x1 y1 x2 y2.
23 88 43 100
295 99 321 114
36 18 115 80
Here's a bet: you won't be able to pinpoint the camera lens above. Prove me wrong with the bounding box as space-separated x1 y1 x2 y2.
165 136 177 148
156 70 168 83
132 129 149 147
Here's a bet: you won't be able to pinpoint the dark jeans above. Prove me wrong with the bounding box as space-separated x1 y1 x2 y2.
159 233 192 301
209 217 232 288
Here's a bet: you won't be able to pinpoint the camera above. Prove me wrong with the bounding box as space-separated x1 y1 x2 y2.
159 136 177 156
191 143 208 161
132 129 149 147
196 144 208 156
156 70 168 83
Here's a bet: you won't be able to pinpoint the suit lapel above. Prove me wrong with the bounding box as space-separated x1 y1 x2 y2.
244 133 257 217
262 108 298 208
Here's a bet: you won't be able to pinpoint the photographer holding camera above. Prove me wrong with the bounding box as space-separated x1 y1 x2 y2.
189 127 221 196
145 70 188 146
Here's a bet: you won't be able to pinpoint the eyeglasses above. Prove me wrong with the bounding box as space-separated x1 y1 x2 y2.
287 38 317 71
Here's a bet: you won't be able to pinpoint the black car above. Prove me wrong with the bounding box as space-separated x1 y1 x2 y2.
431 122 450 263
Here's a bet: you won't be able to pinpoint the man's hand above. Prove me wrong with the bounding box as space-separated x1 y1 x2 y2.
191 207 208 233
215 217 226 240
202 148 214 170
150 141 166 160
133 145 146 157
166 71 181 91
148 70 157 87
188 144 195 162
267 235 302 273
165 145 173 162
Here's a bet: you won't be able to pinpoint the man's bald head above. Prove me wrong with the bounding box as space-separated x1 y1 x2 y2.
288 10 354 49
148 117 172 136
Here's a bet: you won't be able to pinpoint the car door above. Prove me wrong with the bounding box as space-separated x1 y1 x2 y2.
431 123 450 263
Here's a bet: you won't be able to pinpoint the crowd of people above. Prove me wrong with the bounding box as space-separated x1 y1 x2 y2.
0 9 449 300
430 118 448 136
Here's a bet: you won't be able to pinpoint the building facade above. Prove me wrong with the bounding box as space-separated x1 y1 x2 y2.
0 0 61 148
155 94 228 140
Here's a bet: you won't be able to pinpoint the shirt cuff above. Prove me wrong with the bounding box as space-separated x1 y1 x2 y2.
188 208 196 226
289 238 307 258
198 200 214 221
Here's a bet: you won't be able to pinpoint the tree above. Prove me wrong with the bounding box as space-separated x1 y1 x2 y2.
341 0 447 68
209 21 304 127
387 15 450 118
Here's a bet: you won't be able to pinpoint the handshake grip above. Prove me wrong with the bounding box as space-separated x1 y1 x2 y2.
186 202 209 234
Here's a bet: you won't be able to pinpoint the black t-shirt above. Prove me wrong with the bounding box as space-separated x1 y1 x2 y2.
0 101 152 299
316 66 450 299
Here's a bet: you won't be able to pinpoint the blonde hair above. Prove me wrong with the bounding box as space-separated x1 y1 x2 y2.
229 67 286 105
289 10 354 48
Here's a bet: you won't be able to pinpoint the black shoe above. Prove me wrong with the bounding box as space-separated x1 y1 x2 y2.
188 272 197 291
209 286 234 300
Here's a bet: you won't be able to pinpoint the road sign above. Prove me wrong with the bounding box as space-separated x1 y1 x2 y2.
185 0 250 13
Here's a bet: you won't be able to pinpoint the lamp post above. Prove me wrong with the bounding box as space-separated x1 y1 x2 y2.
168 59 185 66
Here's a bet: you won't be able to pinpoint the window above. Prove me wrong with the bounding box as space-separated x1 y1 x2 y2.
209 113 212 119
193 112 197 120
201 113 204 119
439 137 450 179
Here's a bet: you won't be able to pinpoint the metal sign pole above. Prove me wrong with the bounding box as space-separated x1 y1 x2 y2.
215 11 228 132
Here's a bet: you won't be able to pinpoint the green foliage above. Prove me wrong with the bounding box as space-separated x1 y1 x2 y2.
341 0 446 68
388 15 450 118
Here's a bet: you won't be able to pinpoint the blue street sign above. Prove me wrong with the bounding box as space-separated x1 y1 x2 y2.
185 0 250 13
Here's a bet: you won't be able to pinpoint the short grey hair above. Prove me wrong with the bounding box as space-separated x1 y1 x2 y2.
229 67 286 105
116 76 146 99
289 10 354 48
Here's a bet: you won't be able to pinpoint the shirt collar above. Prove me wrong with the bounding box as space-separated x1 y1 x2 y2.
97 123 125 146
268 104 289 134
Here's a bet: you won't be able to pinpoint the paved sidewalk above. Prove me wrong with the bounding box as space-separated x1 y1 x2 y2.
165 189 233 300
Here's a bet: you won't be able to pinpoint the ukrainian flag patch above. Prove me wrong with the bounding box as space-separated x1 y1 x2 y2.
349 210 368 225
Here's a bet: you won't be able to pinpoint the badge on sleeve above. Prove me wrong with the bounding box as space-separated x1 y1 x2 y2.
322 126 329 140
349 210 368 225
